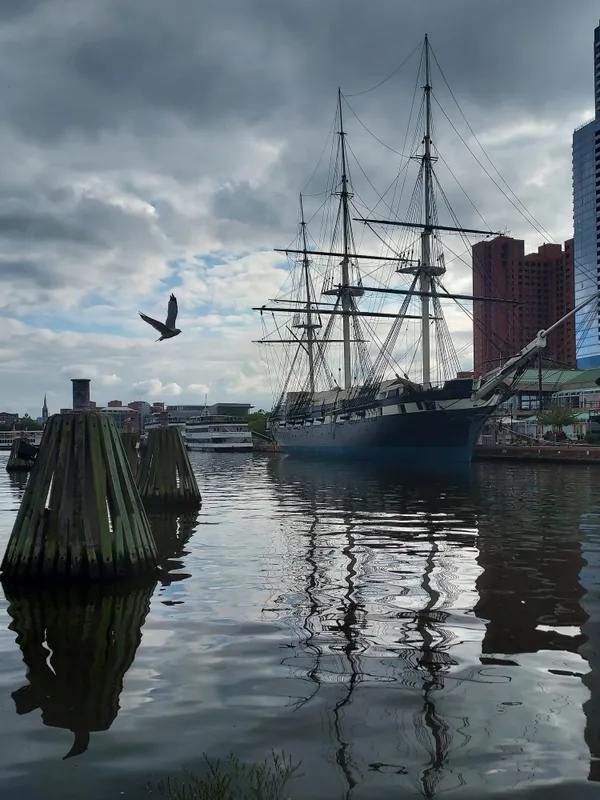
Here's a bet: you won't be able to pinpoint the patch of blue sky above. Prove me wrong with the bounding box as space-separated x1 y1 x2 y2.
8 289 136 334
185 249 290 269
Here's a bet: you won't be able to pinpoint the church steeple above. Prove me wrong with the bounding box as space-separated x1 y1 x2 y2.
42 393 48 423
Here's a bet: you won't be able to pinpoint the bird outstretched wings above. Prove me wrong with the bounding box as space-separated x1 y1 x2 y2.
165 293 178 328
139 293 179 337
138 312 171 336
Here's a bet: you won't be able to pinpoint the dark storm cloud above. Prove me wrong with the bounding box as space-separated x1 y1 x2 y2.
0 0 596 307
0 259 64 289
212 182 281 228
0 0 46 23
0 0 595 146
0 210 100 245
2 0 296 141
0 190 163 254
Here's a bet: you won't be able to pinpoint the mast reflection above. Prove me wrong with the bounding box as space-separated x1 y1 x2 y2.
267 457 477 798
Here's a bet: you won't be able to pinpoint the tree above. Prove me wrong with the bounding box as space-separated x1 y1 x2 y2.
536 406 579 432
246 411 269 436
0 418 43 432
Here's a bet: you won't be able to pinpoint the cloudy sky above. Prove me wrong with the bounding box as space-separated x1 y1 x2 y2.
0 0 597 417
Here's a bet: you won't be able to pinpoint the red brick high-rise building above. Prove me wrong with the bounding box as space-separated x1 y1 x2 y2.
472 236 575 376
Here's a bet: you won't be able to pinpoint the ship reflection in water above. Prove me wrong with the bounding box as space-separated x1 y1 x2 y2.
266 458 600 798
0 455 600 798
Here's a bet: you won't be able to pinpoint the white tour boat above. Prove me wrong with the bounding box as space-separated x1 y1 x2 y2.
184 415 254 452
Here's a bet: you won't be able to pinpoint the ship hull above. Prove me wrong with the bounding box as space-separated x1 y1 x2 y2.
273 404 494 464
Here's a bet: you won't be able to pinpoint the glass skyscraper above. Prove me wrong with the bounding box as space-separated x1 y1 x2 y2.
573 22 600 368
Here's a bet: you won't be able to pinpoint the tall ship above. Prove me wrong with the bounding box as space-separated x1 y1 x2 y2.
255 36 599 463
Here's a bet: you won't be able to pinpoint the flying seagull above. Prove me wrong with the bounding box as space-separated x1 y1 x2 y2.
139 293 181 341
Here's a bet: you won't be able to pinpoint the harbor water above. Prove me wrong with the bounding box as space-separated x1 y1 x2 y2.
0 452 599 798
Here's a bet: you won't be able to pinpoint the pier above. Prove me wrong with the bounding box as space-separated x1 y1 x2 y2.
474 444 600 464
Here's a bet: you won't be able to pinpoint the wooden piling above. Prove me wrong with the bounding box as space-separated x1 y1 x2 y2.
5 579 155 759
137 427 201 509
120 432 140 476
6 438 36 472
0 413 158 582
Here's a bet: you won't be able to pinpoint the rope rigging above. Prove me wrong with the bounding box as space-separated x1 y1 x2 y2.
256 33 592 419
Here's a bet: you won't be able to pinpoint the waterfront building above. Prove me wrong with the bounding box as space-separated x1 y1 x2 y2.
472 236 575 375
573 20 600 367
165 403 252 423
128 400 152 431
99 405 140 433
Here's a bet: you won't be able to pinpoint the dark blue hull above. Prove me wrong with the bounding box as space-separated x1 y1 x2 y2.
273 404 493 464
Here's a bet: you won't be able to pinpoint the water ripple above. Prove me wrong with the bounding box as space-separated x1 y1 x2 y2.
0 453 598 798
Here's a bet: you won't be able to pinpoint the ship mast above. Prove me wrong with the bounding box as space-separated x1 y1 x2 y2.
421 35 434 385
337 88 353 390
354 35 507 386
300 193 316 394
258 34 560 409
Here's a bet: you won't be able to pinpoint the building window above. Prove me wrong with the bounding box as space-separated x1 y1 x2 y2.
520 394 541 411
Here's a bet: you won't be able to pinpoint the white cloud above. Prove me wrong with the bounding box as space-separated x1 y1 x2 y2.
187 383 210 395
60 364 98 379
178 251 289 312
131 379 183 398
101 373 122 386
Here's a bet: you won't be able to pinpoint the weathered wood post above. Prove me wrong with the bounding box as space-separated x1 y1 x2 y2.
137 427 201 508
6 437 36 472
5 579 155 759
1 412 158 581
120 432 140 476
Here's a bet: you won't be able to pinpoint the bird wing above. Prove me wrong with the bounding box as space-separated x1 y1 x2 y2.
139 312 171 335
165 293 178 328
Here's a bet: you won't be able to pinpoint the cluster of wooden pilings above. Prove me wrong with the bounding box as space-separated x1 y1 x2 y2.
1 412 202 583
